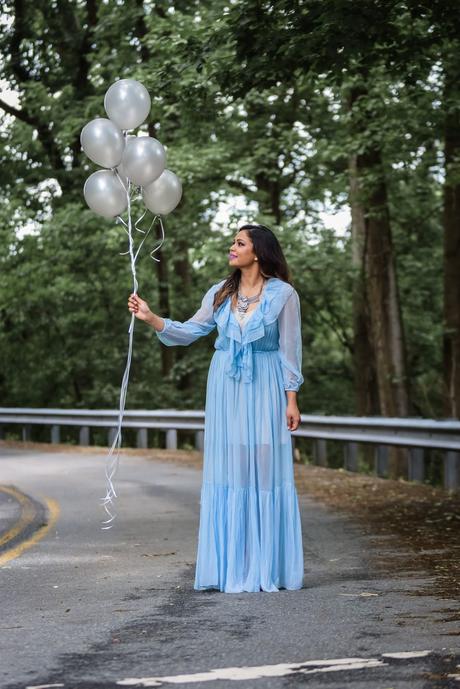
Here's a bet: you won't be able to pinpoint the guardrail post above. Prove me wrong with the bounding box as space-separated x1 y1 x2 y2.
344 442 358 472
22 425 31 442
79 426 90 446
408 447 425 483
51 425 60 444
444 451 460 491
291 436 302 462
375 445 389 477
195 430 204 451
108 427 117 446
166 429 177 450
313 439 327 466
137 428 148 449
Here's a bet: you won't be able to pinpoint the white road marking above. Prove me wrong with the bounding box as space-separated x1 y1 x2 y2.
382 650 432 659
26 684 65 689
299 660 386 674
447 664 460 681
117 651 432 687
339 592 379 597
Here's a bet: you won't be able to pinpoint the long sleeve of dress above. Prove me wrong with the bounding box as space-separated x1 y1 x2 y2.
278 288 304 391
155 283 217 347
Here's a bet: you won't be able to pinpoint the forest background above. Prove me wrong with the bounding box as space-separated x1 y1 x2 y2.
1 0 459 431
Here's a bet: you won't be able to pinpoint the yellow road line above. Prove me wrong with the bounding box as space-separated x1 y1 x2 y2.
0 486 37 547
0 497 60 566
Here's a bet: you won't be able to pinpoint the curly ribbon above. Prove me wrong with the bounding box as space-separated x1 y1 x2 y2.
100 161 165 529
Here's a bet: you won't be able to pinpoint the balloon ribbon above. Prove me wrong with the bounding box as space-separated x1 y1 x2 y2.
100 171 165 529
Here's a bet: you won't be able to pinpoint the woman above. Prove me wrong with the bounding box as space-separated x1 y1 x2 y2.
128 223 304 593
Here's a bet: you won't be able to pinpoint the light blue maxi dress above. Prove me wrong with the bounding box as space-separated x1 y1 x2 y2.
155 276 305 593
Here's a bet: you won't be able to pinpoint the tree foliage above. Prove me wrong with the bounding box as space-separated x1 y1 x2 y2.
0 0 453 422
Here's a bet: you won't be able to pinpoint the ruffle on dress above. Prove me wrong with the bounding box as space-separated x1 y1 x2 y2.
213 278 295 385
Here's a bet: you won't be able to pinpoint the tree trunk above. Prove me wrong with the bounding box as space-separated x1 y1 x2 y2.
255 173 282 224
346 84 411 478
358 146 410 420
442 62 460 419
246 99 284 224
349 154 380 417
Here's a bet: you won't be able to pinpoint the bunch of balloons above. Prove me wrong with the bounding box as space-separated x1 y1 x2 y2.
81 78 182 217
79 78 182 530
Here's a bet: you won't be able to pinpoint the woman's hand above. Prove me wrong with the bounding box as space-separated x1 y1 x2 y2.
128 293 152 322
286 401 301 431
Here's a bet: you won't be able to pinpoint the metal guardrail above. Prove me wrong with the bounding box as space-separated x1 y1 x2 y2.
0 408 206 452
293 415 460 491
0 408 459 490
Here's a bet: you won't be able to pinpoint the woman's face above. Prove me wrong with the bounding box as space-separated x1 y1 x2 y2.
228 230 257 267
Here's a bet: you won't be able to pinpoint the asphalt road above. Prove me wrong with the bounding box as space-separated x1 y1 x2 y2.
1 445 459 689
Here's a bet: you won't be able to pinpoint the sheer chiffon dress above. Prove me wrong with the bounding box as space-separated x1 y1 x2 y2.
155 276 305 593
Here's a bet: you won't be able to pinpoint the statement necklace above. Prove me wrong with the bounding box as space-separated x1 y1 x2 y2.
236 280 266 314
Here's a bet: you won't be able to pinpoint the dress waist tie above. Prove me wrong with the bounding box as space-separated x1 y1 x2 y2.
225 339 254 383
223 341 279 383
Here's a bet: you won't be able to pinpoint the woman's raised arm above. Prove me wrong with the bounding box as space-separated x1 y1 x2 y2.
128 283 218 347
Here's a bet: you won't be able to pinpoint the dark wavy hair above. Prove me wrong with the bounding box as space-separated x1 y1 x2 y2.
213 223 292 311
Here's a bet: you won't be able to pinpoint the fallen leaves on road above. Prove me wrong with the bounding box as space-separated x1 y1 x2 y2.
293 462 460 609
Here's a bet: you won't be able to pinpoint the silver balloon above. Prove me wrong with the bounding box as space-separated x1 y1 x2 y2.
143 169 183 216
104 79 151 130
83 170 127 218
121 136 166 187
80 118 125 168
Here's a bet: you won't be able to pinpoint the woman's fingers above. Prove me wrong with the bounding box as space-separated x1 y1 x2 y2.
128 294 143 308
286 410 300 431
128 295 141 317
127 293 151 322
